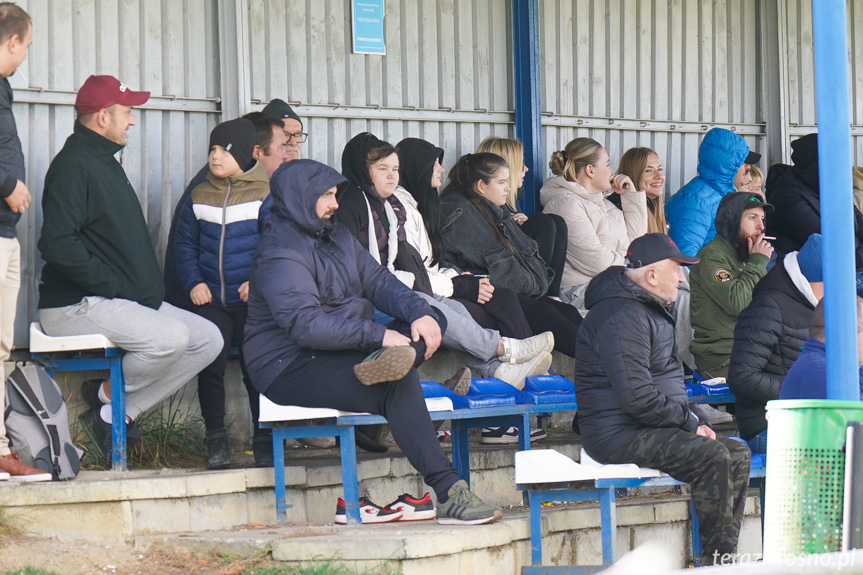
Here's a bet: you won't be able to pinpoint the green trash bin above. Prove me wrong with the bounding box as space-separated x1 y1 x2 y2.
763 399 863 561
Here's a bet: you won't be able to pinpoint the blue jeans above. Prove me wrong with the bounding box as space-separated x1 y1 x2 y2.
746 430 767 454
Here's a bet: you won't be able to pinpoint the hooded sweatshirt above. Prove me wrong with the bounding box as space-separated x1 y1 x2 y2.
243 160 433 394
665 128 750 257
688 192 770 371
766 134 863 267
574 266 707 459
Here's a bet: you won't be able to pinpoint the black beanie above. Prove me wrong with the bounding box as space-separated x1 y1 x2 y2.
209 118 256 171
262 98 303 128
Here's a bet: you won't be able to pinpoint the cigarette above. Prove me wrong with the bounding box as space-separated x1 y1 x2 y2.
763 235 776 240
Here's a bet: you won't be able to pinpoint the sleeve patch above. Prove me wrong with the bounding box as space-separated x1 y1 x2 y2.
714 268 733 282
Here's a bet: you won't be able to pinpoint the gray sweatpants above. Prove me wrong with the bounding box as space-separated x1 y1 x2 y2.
416 293 501 378
39 297 223 420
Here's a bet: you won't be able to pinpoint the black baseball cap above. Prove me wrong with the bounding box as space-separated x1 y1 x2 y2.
625 233 700 268
742 193 774 212
745 151 761 165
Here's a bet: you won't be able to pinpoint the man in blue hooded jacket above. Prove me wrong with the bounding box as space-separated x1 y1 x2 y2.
244 159 502 525
666 128 760 257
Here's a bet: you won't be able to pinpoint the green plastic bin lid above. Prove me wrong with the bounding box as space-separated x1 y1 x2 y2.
766 399 863 410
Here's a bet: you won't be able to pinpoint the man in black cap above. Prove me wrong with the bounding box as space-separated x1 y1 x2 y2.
574 233 751 565
262 98 305 161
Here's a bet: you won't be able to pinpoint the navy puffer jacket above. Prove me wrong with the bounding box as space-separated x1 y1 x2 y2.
574 267 706 459
243 160 434 394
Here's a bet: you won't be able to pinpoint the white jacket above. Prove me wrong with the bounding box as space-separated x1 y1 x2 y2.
540 176 647 289
393 186 460 297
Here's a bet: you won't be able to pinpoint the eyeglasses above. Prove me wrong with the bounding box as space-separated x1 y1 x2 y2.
285 131 308 143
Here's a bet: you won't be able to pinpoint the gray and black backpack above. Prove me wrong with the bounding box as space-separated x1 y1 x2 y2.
4 365 83 480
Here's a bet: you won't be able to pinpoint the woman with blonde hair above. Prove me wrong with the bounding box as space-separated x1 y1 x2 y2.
477 137 568 297
616 147 668 234
540 137 648 309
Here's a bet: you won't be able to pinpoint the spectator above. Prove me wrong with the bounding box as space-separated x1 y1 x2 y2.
476 136 568 297
262 98 304 161
172 118 271 469
541 138 647 309
766 133 863 267
438 152 584 356
243 159 503 525
336 133 553 393
780 297 863 400
748 165 764 200
616 147 668 234
37 75 223 464
665 128 759 257
0 2 49 481
574 233 750 565
728 233 823 453
690 193 774 381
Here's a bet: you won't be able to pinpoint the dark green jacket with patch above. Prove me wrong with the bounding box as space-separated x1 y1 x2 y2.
689 235 769 371
38 123 164 310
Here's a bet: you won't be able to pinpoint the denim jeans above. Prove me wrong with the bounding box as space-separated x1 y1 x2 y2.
746 430 768 454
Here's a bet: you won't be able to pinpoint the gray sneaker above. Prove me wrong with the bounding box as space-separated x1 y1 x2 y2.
499 331 554 364
442 366 472 396
493 351 553 390
353 346 417 385
437 480 503 525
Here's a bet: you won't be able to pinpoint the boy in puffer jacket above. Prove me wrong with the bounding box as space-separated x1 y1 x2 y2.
173 118 272 469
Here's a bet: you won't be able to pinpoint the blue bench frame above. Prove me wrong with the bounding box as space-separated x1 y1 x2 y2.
261 400 579 524
516 460 766 573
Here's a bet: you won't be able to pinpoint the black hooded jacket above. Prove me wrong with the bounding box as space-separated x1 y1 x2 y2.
243 159 434 394
0 76 24 237
766 133 863 266
574 266 706 459
727 256 816 439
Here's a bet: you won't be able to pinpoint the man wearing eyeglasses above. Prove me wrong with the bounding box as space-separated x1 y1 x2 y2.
262 98 306 161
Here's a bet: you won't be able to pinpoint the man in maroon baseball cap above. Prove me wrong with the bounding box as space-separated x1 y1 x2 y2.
36 75 223 466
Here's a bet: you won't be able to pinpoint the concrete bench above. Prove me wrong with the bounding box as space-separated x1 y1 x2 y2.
515 448 766 573
259 375 580 524
29 322 128 471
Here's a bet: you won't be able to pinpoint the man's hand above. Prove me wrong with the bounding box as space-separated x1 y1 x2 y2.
748 234 774 258
411 314 442 359
190 283 213 306
4 180 30 214
238 281 250 303
696 425 717 440
477 278 494 304
382 329 412 347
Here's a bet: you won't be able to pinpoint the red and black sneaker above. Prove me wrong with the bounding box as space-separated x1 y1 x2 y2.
334 497 403 525
386 493 437 521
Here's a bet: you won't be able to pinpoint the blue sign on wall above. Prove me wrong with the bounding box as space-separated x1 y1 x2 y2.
352 0 386 55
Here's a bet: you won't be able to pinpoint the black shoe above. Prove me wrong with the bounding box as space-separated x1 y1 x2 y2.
253 434 274 468
79 406 113 464
80 379 105 410
206 430 230 470
355 425 390 453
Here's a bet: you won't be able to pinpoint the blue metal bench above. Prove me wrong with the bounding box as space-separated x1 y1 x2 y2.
29 322 128 471
516 450 766 573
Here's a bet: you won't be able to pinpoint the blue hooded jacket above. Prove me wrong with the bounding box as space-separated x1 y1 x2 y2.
665 128 750 257
243 159 434 394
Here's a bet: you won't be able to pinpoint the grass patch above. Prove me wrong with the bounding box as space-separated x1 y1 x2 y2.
246 563 398 575
1 569 63 575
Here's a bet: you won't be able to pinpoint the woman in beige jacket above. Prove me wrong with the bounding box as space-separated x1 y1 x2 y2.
540 138 648 309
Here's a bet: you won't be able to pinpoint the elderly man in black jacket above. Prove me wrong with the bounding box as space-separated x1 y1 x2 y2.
728 233 823 453
574 233 751 565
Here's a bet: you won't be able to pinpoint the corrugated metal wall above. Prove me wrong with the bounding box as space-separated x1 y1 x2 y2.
13 0 221 346
539 0 765 193
246 0 515 169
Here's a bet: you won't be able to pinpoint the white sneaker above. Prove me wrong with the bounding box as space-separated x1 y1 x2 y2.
493 351 553 390
500 331 555 364
0 472 8 481
700 404 734 424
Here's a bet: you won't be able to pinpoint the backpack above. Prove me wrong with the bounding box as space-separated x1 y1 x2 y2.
4 365 83 480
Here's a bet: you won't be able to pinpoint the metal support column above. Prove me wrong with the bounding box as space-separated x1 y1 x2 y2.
512 0 543 216
812 0 859 400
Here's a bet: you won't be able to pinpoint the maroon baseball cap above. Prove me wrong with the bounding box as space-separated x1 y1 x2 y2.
626 233 700 268
75 75 150 115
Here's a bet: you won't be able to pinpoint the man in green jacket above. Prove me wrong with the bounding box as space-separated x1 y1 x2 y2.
37 75 223 460
690 193 774 380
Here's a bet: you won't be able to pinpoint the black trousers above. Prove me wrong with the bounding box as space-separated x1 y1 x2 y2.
516 294 581 357
194 304 266 436
455 287 533 339
263 310 459 500
520 213 568 297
